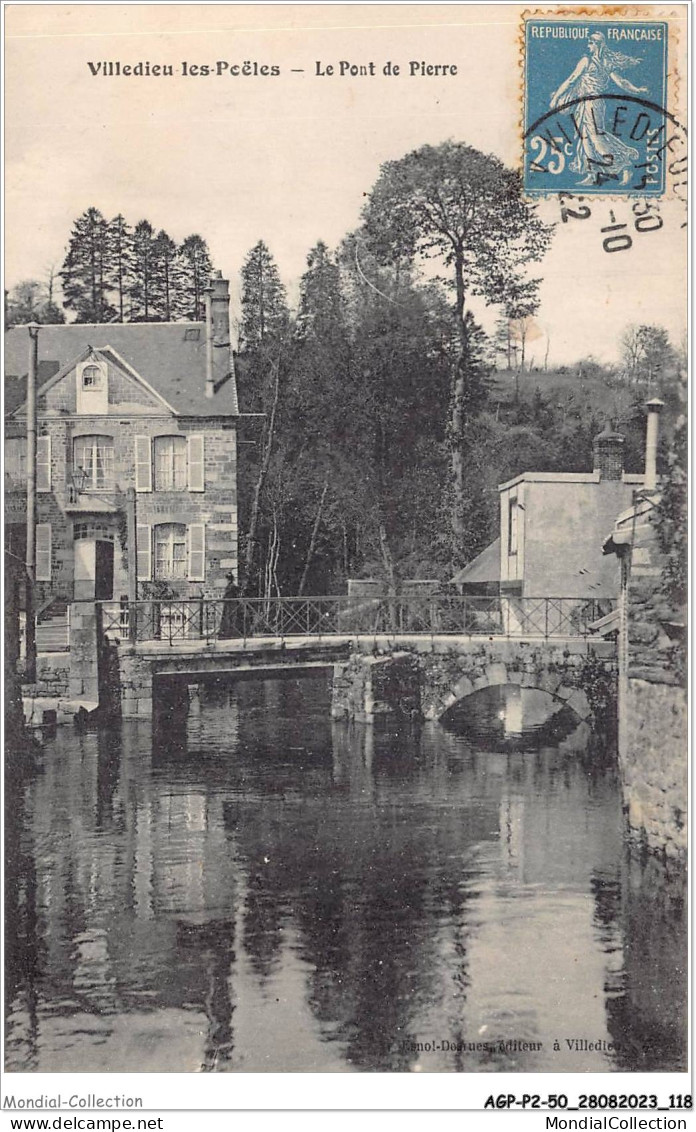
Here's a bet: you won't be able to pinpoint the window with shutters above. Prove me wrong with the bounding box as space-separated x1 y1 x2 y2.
154 523 187 580
73 435 115 491
187 523 205 581
508 495 518 556
154 436 187 491
37 435 51 493
135 436 152 493
5 437 27 489
36 524 52 581
136 524 151 581
187 435 204 492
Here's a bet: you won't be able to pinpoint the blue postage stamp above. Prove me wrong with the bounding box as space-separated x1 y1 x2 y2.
524 18 669 195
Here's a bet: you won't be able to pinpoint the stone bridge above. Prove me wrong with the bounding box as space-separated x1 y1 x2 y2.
330 636 616 724
60 600 617 723
107 633 615 723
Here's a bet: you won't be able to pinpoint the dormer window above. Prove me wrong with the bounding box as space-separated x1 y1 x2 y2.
76 357 108 413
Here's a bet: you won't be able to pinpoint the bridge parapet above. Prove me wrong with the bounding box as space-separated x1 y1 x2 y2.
332 637 616 724
94 594 615 646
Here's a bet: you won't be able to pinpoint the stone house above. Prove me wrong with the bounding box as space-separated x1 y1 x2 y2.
5 274 239 631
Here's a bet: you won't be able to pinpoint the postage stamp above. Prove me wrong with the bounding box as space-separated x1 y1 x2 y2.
523 17 669 195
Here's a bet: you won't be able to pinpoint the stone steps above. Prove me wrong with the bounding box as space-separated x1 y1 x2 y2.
36 611 69 652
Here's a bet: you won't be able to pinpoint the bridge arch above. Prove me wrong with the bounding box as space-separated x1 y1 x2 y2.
418 645 598 724
431 668 591 723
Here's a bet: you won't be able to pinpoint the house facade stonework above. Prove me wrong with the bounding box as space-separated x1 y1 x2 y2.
5 274 239 611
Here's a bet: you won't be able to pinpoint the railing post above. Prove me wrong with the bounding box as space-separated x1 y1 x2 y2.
545 599 549 640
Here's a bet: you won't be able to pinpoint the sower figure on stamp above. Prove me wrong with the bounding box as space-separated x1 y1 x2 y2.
550 31 648 185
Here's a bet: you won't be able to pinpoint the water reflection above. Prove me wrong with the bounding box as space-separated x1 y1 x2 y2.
4 677 687 1072
442 684 581 752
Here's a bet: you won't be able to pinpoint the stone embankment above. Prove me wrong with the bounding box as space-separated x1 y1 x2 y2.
623 567 687 858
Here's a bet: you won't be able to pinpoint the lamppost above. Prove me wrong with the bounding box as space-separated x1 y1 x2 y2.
25 323 39 682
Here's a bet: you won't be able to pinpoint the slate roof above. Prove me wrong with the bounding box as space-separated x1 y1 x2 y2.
450 537 501 586
4 322 238 417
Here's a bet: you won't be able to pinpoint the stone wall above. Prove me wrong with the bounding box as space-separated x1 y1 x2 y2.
35 653 71 698
417 639 604 722
116 648 154 719
607 852 687 1068
620 531 687 857
622 679 687 857
330 637 614 724
332 652 421 722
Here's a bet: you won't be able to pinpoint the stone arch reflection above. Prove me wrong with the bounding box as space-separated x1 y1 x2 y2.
440 684 582 752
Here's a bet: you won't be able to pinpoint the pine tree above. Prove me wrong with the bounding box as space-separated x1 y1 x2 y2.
237 241 289 594
108 214 133 322
239 240 288 350
60 207 116 322
152 230 178 321
129 220 158 321
177 234 213 320
295 241 344 342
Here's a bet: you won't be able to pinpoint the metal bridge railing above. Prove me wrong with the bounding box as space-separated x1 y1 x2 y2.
93 595 616 646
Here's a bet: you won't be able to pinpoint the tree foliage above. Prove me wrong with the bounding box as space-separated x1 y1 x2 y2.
153 229 179 321
177 234 213 320
653 410 687 609
56 208 214 323
130 220 158 321
108 214 132 322
239 240 288 351
5 278 65 326
621 323 676 389
60 207 116 322
359 141 553 567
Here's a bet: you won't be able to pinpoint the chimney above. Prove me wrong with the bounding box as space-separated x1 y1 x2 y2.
205 271 231 399
593 423 625 481
644 398 664 491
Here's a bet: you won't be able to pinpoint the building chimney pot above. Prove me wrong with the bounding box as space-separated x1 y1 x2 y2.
204 273 231 399
593 423 625 481
644 398 664 491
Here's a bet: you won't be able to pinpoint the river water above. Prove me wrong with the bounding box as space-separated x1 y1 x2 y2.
5 675 687 1073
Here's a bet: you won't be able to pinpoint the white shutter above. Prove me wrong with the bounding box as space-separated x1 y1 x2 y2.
36 435 51 492
136 524 152 581
135 436 152 492
187 435 205 492
36 524 52 581
188 523 205 581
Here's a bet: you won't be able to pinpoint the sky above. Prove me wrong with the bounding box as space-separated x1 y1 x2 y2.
4 3 688 365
